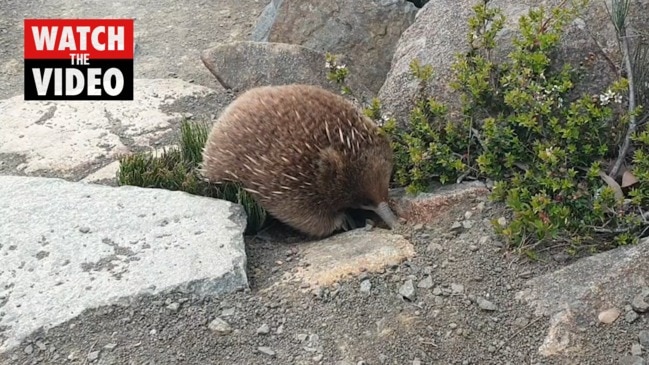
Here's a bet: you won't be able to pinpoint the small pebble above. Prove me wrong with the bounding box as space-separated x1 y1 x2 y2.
208 317 232 334
257 346 276 357
103 343 117 350
276 324 284 335
513 317 529 329
469 244 479 252
257 324 270 335
79 226 91 233
297 334 308 342
630 343 642 356
313 354 324 361
35 340 46 351
417 276 434 289
639 330 649 348
360 279 372 294
24 345 33 355
631 289 649 313
413 358 422 365
451 222 463 232
432 286 442 296
166 302 180 312
451 283 465 295
477 297 498 311
399 279 416 301
598 308 621 324
87 350 100 361
427 242 443 252
626 310 640 323
462 220 474 229
221 307 235 317
497 217 507 226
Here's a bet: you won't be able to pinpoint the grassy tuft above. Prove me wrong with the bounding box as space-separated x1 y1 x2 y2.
116 119 267 234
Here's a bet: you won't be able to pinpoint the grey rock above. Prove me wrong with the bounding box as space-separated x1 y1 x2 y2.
427 242 443 252
103 343 117 351
253 0 418 93
451 283 465 295
221 308 236 317
23 345 33 355
630 343 643 356
0 79 224 182
257 324 271 335
450 222 463 232
0 176 248 354
250 0 283 42
360 279 372 294
476 297 498 311
639 330 649 348
619 356 645 365
631 288 649 313
166 302 180 312
625 309 640 323
516 238 649 357
257 346 276 357
399 279 416 301
297 334 308 342
200 41 372 101
417 276 434 289
378 0 649 126
87 350 100 361
35 341 46 351
208 318 233 335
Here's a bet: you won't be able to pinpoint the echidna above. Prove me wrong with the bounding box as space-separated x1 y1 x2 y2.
200 84 399 238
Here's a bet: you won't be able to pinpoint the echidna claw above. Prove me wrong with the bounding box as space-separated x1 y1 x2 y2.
341 213 357 232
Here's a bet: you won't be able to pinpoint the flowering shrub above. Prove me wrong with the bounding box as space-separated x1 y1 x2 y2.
328 0 649 252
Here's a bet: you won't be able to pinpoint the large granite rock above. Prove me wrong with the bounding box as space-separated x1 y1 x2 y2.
0 79 231 183
516 238 649 358
379 0 649 126
201 41 373 102
252 0 418 94
0 175 248 354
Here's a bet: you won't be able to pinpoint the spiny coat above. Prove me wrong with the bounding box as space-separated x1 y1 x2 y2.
200 84 397 238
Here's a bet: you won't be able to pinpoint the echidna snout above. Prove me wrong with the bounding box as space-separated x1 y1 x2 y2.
365 201 399 229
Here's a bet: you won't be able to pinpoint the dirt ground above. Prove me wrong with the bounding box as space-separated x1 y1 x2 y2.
2 195 646 365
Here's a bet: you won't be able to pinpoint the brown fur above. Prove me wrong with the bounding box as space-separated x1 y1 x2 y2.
200 84 395 238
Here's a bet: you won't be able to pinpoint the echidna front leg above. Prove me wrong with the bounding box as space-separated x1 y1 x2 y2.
338 213 357 232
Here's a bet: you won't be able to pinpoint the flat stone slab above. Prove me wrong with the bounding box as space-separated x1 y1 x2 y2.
0 78 226 182
0 175 248 354
391 181 490 225
292 229 415 287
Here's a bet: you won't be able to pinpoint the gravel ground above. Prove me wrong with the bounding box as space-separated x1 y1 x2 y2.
1 1 648 364
2 197 647 365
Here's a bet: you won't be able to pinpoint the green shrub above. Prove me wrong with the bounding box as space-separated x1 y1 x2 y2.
327 0 649 252
116 119 267 234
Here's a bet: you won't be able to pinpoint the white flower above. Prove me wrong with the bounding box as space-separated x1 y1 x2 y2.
614 94 623 104
325 61 332 69
336 64 346 70
599 89 616 105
